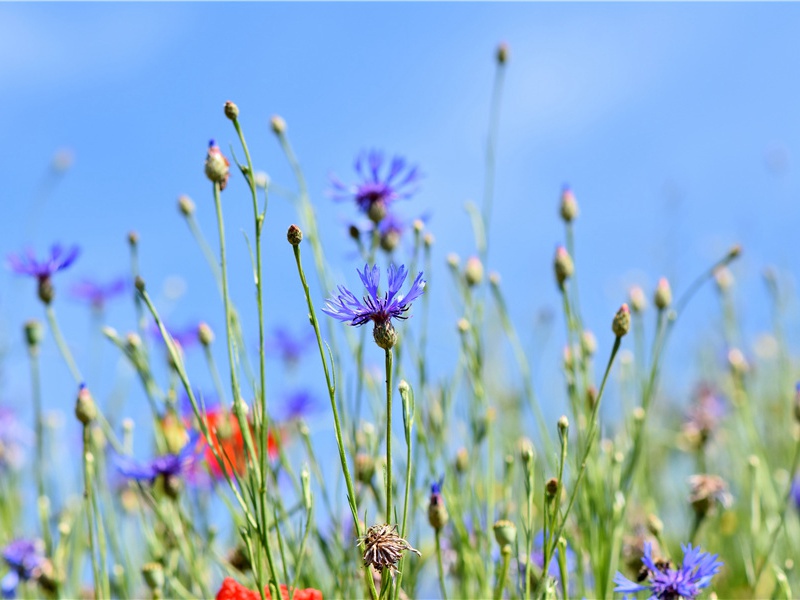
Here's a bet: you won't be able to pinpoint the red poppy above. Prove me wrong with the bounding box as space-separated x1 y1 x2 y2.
200 409 281 479
215 577 322 600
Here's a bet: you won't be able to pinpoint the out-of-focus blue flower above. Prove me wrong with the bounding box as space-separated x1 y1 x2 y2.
264 326 314 365
115 431 204 483
323 264 425 328
7 244 79 280
329 150 421 222
70 277 127 309
149 322 199 349
280 389 318 421
791 472 800 510
530 532 576 587
2 539 45 599
614 542 722 599
0 408 30 473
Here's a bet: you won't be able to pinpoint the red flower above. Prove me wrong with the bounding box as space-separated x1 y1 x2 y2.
215 578 322 600
200 409 281 479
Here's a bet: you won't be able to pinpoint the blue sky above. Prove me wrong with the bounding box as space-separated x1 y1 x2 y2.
2 3 800 457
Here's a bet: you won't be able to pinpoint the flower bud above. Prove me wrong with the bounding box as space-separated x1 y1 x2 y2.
457 318 470 334
545 477 559 499
518 437 535 465
446 253 460 269
205 140 231 190
654 277 672 310
727 244 742 260
367 201 387 223
714 266 733 293
629 286 647 313
24 319 44 350
493 519 517 548
178 195 195 217
612 304 631 337
496 42 509 65
581 330 597 357
355 453 375 484
141 562 164 591
134 276 145 293
287 224 303 246
464 256 484 287
197 322 214 347
75 384 97 425
127 230 139 246
554 246 574 287
647 514 664 537
455 447 469 474
224 100 239 121
301 467 312 511
559 186 579 222
270 115 286 136
413 219 425 233
428 478 449 531
380 230 400 252
557 415 569 436
373 321 397 350
38 278 55 304
423 233 434 248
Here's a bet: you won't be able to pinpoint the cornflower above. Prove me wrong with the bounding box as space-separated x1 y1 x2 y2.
322 263 425 350
70 276 127 310
7 244 80 304
115 431 204 484
264 326 314 366
329 150 421 223
1 539 45 598
614 542 722 599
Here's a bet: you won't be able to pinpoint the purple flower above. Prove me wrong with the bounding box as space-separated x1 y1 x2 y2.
0 408 29 473
791 472 800 510
115 431 204 483
70 277 128 309
530 532 576 587
614 542 722 599
329 150 421 222
280 389 318 421
323 264 425 350
264 326 314 365
149 322 199 349
2 539 45 598
7 244 80 304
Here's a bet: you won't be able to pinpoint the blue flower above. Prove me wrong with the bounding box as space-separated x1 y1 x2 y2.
115 431 204 483
530 532 576 588
329 150 421 222
7 244 80 280
323 264 425 350
2 539 45 599
264 326 314 365
614 542 722 599
70 276 128 309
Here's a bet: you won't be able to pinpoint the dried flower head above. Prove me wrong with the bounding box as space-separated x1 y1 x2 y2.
359 524 420 575
688 474 732 518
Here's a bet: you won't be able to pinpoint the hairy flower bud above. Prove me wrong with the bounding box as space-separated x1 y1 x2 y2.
654 277 672 310
178 195 195 217
223 100 239 121
287 224 303 246
464 256 484 287
559 186 579 222
554 246 574 287
75 384 97 425
612 304 631 337
204 140 230 190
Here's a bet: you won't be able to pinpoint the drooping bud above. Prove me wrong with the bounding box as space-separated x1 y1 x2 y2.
270 115 286 136
178 195 195 217
287 224 303 246
204 140 230 191
496 42 509 65
493 519 517 548
654 277 672 310
197 322 214 347
223 100 239 121
373 321 397 350
554 246 574 287
464 256 484 287
75 384 97 425
559 186 579 222
24 319 44 351
612 304 631 337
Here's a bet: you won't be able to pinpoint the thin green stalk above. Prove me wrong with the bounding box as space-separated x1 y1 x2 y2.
435 530 449 600
385 348 394 524
28 348 52 555
481 50 507 261
493 547 511 600
81 427 103 600
45 305 82 383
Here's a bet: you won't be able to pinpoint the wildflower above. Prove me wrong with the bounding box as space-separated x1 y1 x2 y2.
115 431 204 485
688 474 732 518
264 327 315 366
7 244 80 304
149 321 199 350
493 519 517 548
530 532 576 588
215 577 322 600
69 277 127 310
612 304 631 337
553 246 573 287
682 384 726 449
614 542 722 599
791 473 800 510
654 277 672 310
323 264 425 350
428 476 448 530
359 523 420 575
2 539 45 598
205 139 230 190
559 185 579 222
329 150 421 223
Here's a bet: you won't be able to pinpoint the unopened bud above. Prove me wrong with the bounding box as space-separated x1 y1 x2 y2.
287 224 303 246
301 467 312 511
134 277 145 293
178 195 195 217
647 514 664 537
127 231 139 246
493 519 517 548
413 219 425 233
355 453 375 484
557 416 569 435
629 286 647 313
197 322 214 347
545 477 559 499
373 321 397 350
205 140 231 190
224 100 239 121
714 267 733 293
727 244 742 260
428 480 449 531
496 42 509 65
612 304 631 337
581 330 597 357
554 246 574 287
654 278 672 310
270 115 286 136
489 272 501 286
24 319 44 350
518 437 535 464
37 278 55 304
142 563 165 591
464 256 484 287
457 318 470 334
455 447 469 474
728 348 749 375
446 253 460 269
559 186 579 222
75 384 97 425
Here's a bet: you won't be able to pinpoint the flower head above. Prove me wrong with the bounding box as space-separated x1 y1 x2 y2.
70 277 127 310
329 150 421 223
323 264 425 349
682 385 727 449
115 431 204 484
2 539 45 599
359 523 420 575
205 139 230 190
687 474 732 518
614 542 722 599
215 577 322 600
264 326 314 366
428 476 449 530
7 244 80 303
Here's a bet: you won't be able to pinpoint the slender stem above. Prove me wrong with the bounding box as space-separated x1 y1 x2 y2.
385 348 394 524
45 305 82 383
82 427 102 600
435 530 449 600
493 548 511 600
481 55 506 262
28 348 52 554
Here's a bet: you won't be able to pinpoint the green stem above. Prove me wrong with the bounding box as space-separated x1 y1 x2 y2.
493 548 511 600
82 427 102 600
45 304 82 383
385 348 394 524
28 348 52 555
435 530 449 600
481 54 506 262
